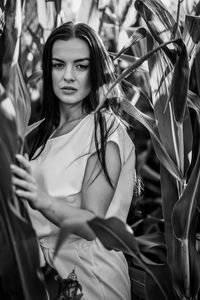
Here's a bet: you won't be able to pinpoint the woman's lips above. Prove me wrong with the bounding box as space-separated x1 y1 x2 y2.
62 86 77 90
61 87 77 94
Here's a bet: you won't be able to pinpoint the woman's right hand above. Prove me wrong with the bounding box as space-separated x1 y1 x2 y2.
11 154 51 211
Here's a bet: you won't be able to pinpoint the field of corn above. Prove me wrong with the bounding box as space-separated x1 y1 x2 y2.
1 0 200 299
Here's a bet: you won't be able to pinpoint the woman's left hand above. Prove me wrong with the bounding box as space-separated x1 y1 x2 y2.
11 154 48 210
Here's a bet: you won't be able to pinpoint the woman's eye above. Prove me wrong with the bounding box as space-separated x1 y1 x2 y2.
75 64 89 71
52 63 64 69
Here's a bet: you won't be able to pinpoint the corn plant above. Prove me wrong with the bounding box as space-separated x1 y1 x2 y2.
0 1 49 299
85 0 200 299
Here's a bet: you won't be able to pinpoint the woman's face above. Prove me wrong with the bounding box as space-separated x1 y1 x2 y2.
51 38 91 109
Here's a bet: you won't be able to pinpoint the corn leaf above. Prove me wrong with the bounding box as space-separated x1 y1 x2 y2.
183 15 200 50
187 234 200 298
188 90 200 113
187 91 200 174
145 264 179 300
76 0 101 32
123 79 153 110
170 41 189 124
109 52 149 72
159 165 186 298
134 0 179 63
0 88 47 299
95 37 180 113
135 0 180 39
0 0 19 89
121 99 182 181
0 0 31 144
167 114 200 298
167 216 200 298
104 6 117 23
88 217 179 300
135 232 166 249
0 90 18 160
136 0 176 33
141 246 166 265
182 16 196 61
54 215 96 258
27 70 42 85
0 193 48 300
194 43 200 96
135 232 166 263
172 116 200 239
158 87 199 299
8 63 31 142
195 1 200 15
147 36 192 177
25 118 45 137
113 27 147 61
131 216 163 232
147 37 177 165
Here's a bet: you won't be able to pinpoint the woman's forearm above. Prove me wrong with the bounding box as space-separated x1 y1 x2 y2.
39 193 94 225
38 192 96 240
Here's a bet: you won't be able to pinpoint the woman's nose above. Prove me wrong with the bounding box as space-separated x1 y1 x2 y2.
63 65 75 82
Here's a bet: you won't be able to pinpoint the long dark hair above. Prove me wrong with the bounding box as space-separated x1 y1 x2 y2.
29 21 123 186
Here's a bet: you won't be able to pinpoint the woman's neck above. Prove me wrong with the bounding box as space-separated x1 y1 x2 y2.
59 105 86 126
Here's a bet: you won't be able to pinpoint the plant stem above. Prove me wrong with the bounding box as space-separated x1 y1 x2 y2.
169 102 181 193
169 103 179 169
182 239 190 298
173 0 184 38
170 91 190 298
177 123 184 174
177 123 186 196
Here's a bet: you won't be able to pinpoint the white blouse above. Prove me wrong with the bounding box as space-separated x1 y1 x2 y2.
28 111 136 248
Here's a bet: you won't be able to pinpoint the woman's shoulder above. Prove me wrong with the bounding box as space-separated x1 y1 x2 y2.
102 109 134 148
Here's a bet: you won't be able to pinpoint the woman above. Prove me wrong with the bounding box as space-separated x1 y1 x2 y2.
11 22 136 299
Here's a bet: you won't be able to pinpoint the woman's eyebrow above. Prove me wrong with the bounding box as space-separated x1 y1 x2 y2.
52 58 90 62
74 58 90 63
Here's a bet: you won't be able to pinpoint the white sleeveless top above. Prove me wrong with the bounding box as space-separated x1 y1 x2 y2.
28 111 136 248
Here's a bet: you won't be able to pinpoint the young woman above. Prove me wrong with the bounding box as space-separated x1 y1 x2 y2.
11 22 136 299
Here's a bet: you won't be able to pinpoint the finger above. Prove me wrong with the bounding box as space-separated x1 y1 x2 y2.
15 188 39 210
11 164 28 178
12 176 35 192
15 189 34 201
24 153 29 160
10 164 34 182
12 184 16 194
15 154 31 173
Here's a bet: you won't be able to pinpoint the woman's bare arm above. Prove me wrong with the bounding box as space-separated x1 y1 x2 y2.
81 141 121 217
11 141 121 239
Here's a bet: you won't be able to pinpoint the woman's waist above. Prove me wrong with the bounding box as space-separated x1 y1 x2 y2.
40 233 82 249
